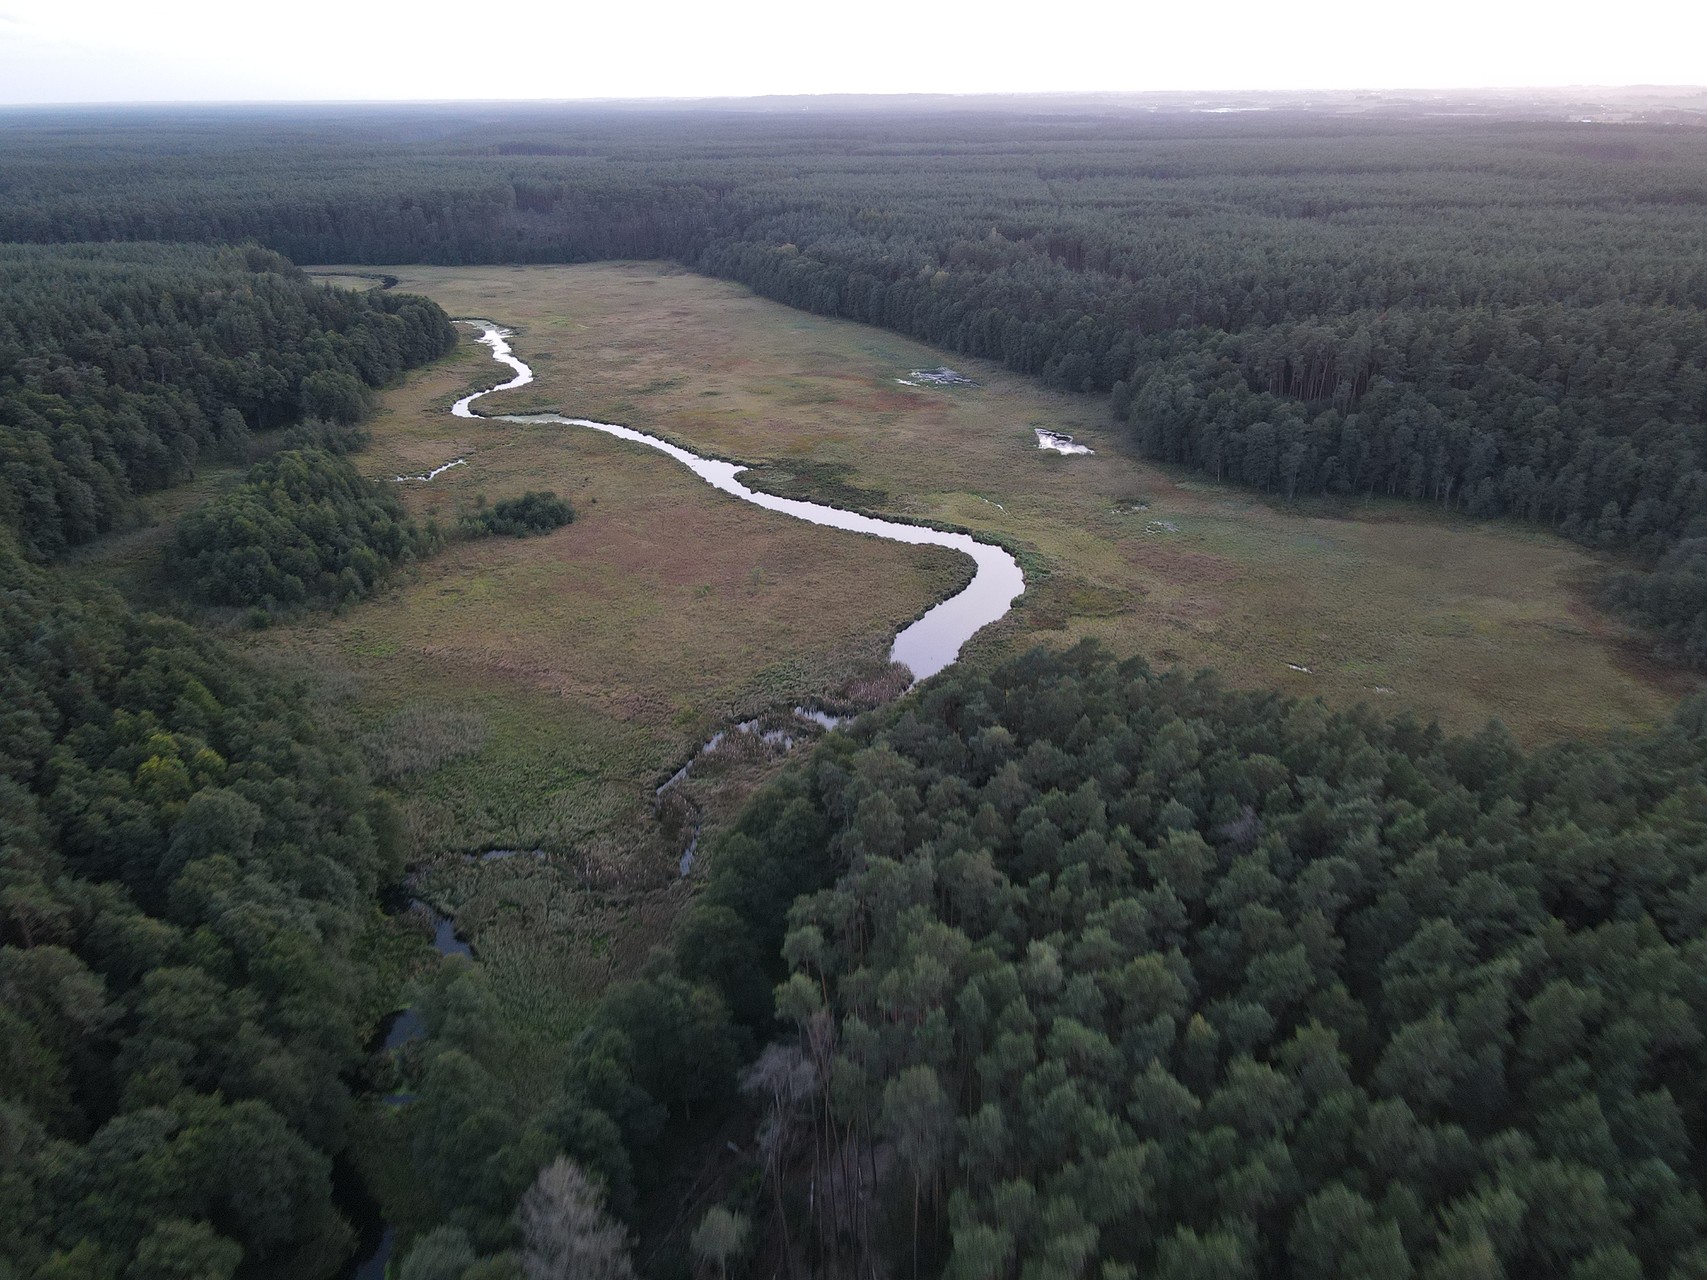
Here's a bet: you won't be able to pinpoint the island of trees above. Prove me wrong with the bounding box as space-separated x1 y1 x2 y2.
173 448 438 613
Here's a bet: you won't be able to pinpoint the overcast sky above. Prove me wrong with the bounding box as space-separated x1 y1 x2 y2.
1 0 1703 105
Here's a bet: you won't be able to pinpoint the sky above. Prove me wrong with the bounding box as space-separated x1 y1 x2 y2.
1 0 1704 105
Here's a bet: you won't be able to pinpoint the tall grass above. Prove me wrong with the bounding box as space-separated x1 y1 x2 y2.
364 704 491 782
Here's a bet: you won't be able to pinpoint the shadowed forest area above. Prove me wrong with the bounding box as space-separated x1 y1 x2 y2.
3 103 1707 1280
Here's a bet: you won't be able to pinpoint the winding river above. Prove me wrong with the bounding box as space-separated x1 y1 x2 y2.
451 322 1024 682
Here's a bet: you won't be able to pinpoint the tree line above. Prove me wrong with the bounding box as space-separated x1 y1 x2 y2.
1113 305 1707 659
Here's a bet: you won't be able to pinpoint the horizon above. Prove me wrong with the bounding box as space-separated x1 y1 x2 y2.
3 84 1705 115
5 0 1706 107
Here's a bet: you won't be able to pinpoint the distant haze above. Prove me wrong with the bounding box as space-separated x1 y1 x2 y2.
1 0 1704 105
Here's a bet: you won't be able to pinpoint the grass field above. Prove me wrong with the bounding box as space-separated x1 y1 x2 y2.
270 262 1694 1077
336 262 1692 733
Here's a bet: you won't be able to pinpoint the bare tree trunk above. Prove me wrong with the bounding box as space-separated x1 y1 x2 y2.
912 1174 920 1280
772 1085 796 1280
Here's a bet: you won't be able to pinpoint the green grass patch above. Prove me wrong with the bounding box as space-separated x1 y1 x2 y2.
743 458 892 510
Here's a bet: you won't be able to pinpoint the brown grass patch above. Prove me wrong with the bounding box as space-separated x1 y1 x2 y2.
1120 537 1245 588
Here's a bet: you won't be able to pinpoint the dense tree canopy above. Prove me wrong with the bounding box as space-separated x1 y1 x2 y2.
723 644 1707 1279
0 537 404 1279
172 447 436 611
384 642 1707 1279
0 236 451 1280
0 240 455 558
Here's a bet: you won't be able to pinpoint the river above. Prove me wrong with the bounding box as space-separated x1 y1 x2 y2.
342 321 1028 1279
451 321 1025 682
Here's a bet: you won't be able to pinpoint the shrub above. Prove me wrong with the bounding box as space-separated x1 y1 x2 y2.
461 491 575 539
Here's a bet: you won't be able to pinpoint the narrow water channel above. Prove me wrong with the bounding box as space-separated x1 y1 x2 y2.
452 321 1025 681
340 901 470 1280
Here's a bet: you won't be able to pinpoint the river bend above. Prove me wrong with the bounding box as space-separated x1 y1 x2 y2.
451 321 1024 681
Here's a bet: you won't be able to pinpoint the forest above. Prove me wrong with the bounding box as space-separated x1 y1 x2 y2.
737 645 1707 1280
0 241 456 558
4 104 1707 1280
1 108 1703 654
0 239 456 1279
382 643 1707 1280
0 531 405 1279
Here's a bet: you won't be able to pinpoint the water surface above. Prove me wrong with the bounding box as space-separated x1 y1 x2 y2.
452 322 1025 681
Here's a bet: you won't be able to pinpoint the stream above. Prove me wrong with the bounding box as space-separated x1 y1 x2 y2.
342 900 469 1280
452 321 1025 682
